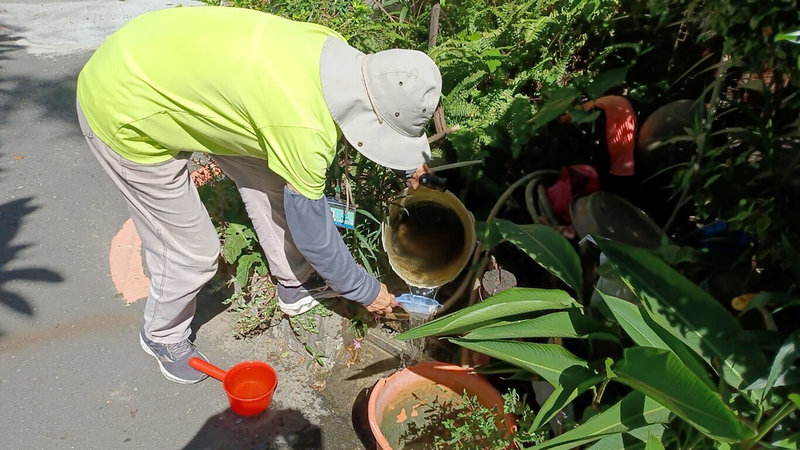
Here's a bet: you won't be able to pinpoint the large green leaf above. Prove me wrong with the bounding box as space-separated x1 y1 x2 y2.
588 424 665 450
495 219 583 294
472 361 520 375
235 253 267 288
644 433 666 450
566 107 602 124
612 347 754 442
761 330 800 403
775 29 800 43
596 238 767 389
772 431 800 449
395 288 579 340
590 434 645 450
531 86 580 129
531 368 605 431
475 220 505 250
221 222 253 264
790 393 800 408
530 392 671 450
586 67 628 99
599 291 714 389
235 253 258 287
461 310 612 341
746 367 800 391
628 424 666 442
449 339 587 385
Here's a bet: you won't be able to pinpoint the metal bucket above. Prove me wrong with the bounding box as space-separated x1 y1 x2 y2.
382 187 476 288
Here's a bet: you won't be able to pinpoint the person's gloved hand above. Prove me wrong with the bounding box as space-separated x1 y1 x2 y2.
366 283 397 315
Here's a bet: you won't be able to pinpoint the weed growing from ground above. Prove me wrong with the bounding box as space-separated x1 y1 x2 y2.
222 273 279 338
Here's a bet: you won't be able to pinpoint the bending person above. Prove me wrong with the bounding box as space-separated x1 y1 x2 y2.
76 6 441 384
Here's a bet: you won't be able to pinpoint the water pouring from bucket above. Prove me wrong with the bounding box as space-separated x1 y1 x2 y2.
382 187 476 362
382 187 475 296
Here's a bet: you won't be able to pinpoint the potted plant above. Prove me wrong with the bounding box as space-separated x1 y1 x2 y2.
367 361 517 449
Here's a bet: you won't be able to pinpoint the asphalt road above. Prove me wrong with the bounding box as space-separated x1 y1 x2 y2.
0 2 368 448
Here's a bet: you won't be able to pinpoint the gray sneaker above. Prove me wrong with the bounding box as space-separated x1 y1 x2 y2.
277 274 339 316
139 330 209 384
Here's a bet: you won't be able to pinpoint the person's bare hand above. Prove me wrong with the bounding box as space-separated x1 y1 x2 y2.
408 164 433 190
365 283 397 315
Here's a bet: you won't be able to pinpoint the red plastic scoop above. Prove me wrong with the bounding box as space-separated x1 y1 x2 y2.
190 357 277 416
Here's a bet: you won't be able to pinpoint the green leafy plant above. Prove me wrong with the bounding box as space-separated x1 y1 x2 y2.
399 388 545 449
398 219 799 448
206 0 429 53
633 0 800 282
222 273 278 338
220 223 269 290
430 0 622 203
198 7 800 424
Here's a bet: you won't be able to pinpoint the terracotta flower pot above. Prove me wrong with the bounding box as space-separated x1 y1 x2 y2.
367 361 517 449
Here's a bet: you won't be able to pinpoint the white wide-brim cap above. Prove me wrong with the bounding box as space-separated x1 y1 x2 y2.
320 37 441 170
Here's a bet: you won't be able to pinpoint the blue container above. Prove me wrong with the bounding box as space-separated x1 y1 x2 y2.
327 197 356 230
396 294 442 316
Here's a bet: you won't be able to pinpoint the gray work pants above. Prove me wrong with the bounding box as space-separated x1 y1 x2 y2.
78 101 313 343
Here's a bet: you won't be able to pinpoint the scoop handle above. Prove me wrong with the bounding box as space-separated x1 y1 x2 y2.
189 357 227 381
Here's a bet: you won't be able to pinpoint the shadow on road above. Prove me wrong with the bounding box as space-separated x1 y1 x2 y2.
0 69 79 140
0 21 24 173
0 20 81 175
189 279 233 342
183 407 323 449
0 197 64 316
0 23 20 60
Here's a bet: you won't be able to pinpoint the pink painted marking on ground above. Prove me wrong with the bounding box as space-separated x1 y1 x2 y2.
109 219 150 304
109 167 216 303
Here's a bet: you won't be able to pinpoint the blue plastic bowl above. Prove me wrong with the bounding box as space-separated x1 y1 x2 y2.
396 294 442 316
